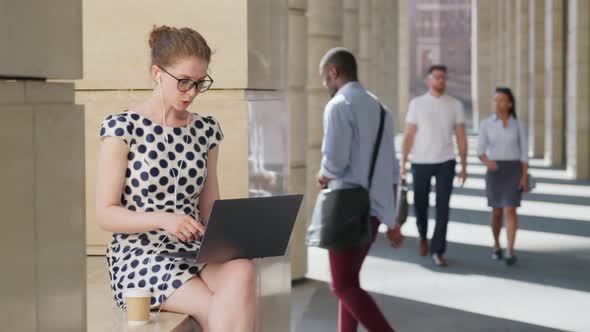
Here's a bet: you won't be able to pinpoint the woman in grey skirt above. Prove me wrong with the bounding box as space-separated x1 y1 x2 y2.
477 87 529 266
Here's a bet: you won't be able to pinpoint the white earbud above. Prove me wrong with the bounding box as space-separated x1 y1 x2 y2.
156 72 161 84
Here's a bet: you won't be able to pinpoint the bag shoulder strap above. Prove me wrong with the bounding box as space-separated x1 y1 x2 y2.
368 104 386 189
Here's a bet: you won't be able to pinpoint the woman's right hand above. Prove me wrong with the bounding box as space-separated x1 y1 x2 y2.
159 213 205 242
486 160 498 171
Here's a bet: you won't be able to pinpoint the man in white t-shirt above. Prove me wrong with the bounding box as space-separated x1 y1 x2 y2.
400 65 468 267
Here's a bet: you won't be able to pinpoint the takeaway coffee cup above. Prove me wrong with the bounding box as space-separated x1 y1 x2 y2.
125 288 151 325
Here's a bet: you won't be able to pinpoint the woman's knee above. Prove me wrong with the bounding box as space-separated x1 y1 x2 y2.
492 208 502 219
503 206 518 217
224 259 257 291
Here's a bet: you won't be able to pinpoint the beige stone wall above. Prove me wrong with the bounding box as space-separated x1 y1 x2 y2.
0 81 85 331
0 0 85 330
0 0 82 79
343 0 360 56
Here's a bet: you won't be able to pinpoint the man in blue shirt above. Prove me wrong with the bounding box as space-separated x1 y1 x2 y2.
315 47 402 332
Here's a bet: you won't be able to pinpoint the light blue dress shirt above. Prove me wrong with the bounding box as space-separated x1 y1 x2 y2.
477 114 529 162
319 81 400 227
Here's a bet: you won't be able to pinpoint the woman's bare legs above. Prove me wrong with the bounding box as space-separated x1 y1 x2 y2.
159 259 257 332
504 206 518 256
491 207 503 251
160 276 213 331
200 259 257 332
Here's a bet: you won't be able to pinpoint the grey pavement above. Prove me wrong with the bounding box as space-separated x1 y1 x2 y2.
292 136 590 332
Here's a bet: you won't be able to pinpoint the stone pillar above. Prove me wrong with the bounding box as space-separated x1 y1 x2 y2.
516 0 530 135
529 0 545 157
359 0 374 91
496 0 506 85
343 0 360 56
507 0 518 89
306 0 342 228
287 0 308 280
566 0 590 179
382 0 399 132
371 0 385 96
472 0 497 128
397 0 410 130
544 0 566 167
0 1 85 331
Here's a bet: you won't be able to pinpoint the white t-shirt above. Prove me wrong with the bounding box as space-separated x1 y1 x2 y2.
406 93 465 164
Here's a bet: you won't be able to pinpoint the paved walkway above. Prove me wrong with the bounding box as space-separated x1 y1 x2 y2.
293 136 590 332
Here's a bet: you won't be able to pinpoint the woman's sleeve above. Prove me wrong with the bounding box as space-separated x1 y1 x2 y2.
99 113 133 148
204 116 224 150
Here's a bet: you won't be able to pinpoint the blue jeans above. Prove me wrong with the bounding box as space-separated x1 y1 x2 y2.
411 160 456 255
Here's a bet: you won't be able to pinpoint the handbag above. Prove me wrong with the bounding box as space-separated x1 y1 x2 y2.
515 119 536 192
395 178 409 226
526 172 536 192
305 105 386 250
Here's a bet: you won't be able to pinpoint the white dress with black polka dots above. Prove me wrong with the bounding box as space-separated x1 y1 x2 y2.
99 110 223 309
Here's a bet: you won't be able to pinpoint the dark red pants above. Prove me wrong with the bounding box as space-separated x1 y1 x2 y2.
328 218 395 332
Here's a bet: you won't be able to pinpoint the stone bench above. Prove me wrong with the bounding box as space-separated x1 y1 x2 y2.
88 256 292 331
87 256 201 331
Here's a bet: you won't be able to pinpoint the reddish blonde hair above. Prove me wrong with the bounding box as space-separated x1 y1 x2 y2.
149 25 211 66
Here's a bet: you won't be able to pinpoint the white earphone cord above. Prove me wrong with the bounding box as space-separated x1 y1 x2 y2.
145 75 194 318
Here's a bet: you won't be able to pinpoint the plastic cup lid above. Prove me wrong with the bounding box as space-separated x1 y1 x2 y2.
125 288 151 298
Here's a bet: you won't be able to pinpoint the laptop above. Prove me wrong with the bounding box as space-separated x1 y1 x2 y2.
158 194 303 263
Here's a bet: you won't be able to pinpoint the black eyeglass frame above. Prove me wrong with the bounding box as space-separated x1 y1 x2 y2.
157 65 214 93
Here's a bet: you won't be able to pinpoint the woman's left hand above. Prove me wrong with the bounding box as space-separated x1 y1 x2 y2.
519 174 529 192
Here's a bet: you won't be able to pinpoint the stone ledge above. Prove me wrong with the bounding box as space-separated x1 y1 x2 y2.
88 257 201 331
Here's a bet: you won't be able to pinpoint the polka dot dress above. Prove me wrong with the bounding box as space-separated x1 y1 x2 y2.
99 110 223 310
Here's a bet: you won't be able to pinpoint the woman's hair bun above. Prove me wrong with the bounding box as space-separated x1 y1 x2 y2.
149 25 172 49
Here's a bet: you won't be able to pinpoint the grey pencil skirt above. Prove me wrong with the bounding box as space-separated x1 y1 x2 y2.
485 160 523 208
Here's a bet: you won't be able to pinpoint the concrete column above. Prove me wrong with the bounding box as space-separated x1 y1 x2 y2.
566 0 590 179
516 0 530 135
343 0 360 56
359 0 374 91
529 0 545 157
306 0 342 226
382 0 399 132
287 0 308 280
371 0 385 95
397 0 410 130
472 0 497 127
507 0 518 89
544 0 566 166
0 1 85 331
496 0 506 85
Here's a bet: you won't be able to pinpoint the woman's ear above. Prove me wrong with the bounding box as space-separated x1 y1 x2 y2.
151 65 160 83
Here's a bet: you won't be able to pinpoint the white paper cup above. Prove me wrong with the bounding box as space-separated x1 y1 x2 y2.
125 288 151 325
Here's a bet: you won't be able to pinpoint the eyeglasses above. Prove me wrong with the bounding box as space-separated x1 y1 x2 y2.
157 65 214 93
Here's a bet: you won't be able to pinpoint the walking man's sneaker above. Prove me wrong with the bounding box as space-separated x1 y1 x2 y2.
432 254 448 267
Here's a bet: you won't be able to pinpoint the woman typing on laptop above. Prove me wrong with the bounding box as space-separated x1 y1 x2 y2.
95 25 257 331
